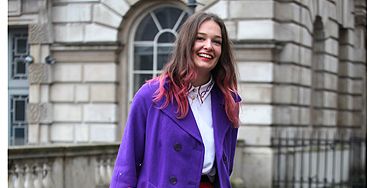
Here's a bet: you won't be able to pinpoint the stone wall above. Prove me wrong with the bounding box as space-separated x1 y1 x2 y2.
49 45 120 143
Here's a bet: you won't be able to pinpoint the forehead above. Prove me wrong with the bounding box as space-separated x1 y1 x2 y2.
197 20 222 37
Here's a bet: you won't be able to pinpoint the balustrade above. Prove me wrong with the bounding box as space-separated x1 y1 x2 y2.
8 144 119 188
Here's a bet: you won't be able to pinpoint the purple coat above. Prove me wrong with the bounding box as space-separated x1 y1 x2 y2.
110 80 240 188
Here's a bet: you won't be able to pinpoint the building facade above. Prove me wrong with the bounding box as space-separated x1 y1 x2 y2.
8 0 366 187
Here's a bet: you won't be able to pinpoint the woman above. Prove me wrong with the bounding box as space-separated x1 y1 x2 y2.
110 12 241 188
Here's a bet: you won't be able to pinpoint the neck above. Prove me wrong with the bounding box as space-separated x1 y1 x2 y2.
191 74 211 87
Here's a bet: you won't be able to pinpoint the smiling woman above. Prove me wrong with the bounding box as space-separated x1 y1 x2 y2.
111 12 241 188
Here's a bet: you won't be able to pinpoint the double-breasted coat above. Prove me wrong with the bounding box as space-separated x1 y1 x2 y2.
110 80 240 188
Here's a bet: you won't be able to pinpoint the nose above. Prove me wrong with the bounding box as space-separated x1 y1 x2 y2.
203 40 213 50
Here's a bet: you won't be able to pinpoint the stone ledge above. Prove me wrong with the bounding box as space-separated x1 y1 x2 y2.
8 143 120 159
52 50 117 62
51 44 121 51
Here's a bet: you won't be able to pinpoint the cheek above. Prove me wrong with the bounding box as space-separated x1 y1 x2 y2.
193 42 201 52
215 48 222 58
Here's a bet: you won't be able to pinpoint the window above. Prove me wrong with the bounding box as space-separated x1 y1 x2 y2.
8 27 29 145
9 95 28 145
10 29 29 80
130 6 188 97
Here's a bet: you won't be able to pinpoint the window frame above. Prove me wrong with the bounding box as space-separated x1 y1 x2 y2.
8 27 29 146
128 4 188 102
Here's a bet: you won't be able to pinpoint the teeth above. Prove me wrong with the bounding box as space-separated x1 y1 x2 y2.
198 53 212 59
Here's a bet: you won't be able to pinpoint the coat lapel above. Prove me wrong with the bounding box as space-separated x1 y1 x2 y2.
155 83 235 147
157 99 203 143
211 85 230 153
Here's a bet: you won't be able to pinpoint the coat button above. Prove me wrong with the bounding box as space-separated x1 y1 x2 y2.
174 143 182 152
169 176 177 185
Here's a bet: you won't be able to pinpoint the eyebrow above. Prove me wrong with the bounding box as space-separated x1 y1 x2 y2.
197 32 222 39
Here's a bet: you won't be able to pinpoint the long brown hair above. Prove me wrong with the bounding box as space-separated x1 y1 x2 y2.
149 12 240 127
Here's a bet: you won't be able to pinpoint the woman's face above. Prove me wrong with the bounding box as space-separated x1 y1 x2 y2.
192 20 222 75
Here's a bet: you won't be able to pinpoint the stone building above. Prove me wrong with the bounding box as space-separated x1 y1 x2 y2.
8 0 366 187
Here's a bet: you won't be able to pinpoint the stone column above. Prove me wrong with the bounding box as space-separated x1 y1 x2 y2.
27 0 54 144
353 0 367 131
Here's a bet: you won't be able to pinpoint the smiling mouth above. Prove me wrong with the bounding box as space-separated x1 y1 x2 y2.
197 53 213 59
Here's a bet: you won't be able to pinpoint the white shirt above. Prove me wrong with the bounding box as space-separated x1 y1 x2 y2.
188 77 215 175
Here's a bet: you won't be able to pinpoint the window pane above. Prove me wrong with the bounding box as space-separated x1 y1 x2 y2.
10 29 29 80
154 7 182 29
135 14 159 41
15 99 26 122
176 13 189 31
134 74 153 95
15 37 27 55
15 58 26 75
158 32 175 43
157 46 173 70
14 128 25 145
10 95 28 145
134 46 153 70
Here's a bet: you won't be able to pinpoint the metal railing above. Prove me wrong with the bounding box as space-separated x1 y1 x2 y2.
272 128 366 188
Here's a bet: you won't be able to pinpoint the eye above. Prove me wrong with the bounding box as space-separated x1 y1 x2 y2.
213 40 222 45
196 36 205 41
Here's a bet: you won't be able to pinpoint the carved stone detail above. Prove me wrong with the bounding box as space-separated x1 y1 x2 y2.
27 103 53 124
29 64 51 84
29 24 52 44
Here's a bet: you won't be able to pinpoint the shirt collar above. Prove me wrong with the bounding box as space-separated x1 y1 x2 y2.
188 77 214 104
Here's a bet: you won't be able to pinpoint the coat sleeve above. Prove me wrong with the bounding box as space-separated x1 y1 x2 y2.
229 93 241 175
228 127 238 175
110 91 148 188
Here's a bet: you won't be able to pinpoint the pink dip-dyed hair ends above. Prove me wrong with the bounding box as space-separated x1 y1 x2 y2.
148 12 240 127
